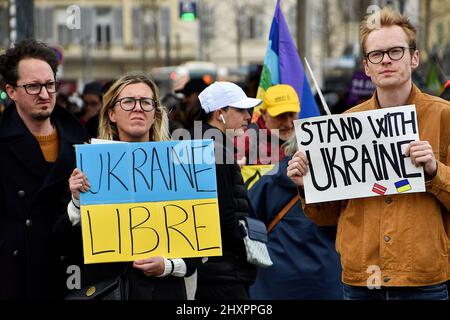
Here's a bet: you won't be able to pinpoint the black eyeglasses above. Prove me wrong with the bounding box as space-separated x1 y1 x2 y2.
15 81 57 95
366 46 416 64
115 97 156 112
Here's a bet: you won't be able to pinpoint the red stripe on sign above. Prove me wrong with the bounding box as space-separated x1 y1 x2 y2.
372 183 387 195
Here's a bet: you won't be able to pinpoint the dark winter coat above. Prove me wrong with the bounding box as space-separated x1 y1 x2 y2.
192 123 257 286
0 104 89 299
249 157 343 299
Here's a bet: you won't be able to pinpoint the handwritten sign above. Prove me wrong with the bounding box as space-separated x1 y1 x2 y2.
294 105 425 204
76 139 222 264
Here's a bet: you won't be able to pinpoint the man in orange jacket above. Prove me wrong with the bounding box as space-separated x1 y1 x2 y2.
287 7 450 300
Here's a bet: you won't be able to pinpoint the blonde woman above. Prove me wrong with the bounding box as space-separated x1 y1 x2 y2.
67 72 200 300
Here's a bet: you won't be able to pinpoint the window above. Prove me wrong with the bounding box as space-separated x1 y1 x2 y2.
95 8 113 48
112 7 123 45
132 7 156 47
241 6 265 40
34 7 54 43
56 8 78 46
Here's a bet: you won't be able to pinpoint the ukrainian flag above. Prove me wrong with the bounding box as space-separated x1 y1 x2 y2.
395 179 412 193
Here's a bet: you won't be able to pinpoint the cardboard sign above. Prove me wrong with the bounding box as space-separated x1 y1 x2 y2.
294 105 425 204
76 139 222 264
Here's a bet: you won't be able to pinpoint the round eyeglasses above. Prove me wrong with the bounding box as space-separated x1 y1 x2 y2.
15 81 57 95
366 46 416 64
115 97 156 112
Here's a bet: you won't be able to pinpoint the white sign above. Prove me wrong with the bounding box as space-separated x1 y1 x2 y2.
294 105 425 204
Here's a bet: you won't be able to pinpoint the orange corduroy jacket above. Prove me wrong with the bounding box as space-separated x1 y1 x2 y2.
300 85 450 287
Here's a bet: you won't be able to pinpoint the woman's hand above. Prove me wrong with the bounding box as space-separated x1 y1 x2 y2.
69 168 90 200
133 257 165 277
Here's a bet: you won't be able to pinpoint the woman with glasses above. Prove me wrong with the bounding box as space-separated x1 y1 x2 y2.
66 72 201 300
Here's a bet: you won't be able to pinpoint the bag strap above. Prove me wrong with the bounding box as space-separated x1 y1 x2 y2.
267 195 300 233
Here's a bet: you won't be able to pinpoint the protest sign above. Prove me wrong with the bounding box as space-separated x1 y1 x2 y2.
294 105 425 204
75 139 222 264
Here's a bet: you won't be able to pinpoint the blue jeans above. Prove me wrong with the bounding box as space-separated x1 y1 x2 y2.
343 283 449 300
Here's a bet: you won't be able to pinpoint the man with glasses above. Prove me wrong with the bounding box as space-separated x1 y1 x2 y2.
287 7 450 300
0 39 89 299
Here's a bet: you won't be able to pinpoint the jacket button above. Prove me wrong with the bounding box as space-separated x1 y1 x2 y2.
17 190 26 198
25 219 32 227
384 235 391 242
383 276 391 283
385 197 393 204
13 250 20 257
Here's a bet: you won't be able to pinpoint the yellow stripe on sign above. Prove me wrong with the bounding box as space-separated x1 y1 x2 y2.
397 185 412 193
81 199 222 264
241 165 275 190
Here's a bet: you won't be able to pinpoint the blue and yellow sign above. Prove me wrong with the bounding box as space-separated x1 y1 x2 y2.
76 140 222 264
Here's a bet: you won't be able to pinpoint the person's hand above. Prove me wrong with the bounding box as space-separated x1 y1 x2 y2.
405 141 437 178
287 151 309 187
69 168 90 200
133 257 165 277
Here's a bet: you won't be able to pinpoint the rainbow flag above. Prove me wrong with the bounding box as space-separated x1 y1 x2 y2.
253 0 320 121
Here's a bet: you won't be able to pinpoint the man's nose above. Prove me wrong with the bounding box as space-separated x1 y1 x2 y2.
381 52 393 64
38 86 50 99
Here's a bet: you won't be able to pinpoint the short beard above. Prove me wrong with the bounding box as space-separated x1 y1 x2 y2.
31 110 52 121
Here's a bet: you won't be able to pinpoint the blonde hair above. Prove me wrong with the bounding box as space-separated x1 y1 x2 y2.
360 7 417 55
98 72 170 142
282 135 298 157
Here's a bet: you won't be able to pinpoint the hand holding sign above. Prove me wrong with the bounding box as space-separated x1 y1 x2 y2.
75 140 222 264
287 150 309 187
405 141 437 178
133 256 165 277
69 168 90 200
293 105 426 204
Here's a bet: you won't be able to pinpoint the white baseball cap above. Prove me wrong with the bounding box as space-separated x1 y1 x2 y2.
199 81 262 113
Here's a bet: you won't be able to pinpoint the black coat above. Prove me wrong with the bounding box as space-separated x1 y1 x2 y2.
192 123 257 286
0 104 89 299
79 258 201 300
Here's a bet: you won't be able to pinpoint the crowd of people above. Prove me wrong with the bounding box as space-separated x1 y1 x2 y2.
0 7 449 301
